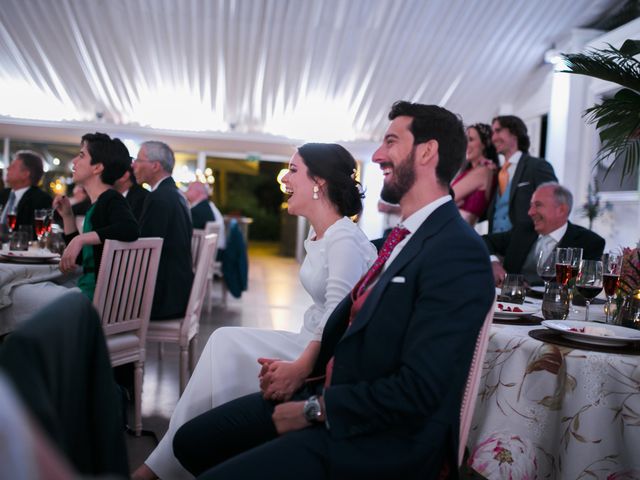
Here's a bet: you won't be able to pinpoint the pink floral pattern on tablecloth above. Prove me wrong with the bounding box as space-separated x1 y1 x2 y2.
468 324 640 479
469 432 537 479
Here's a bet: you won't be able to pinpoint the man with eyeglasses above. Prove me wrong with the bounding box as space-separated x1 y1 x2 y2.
133 141 193 320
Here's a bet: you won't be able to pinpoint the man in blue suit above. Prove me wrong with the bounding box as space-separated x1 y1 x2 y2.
173 102 495 479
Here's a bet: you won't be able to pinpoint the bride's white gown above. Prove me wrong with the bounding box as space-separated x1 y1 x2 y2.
145 217 377 479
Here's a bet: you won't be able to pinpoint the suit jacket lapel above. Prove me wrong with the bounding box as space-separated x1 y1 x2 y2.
509 153 527 204
343 201 458 339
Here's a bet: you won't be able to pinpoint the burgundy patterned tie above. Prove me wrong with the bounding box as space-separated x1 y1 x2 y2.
352 225 410 299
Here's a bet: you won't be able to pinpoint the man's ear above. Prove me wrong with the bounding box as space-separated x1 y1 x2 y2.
416 139 439 166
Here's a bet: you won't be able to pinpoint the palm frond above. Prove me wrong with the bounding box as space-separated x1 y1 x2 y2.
562 43 640 93
562 40 640 183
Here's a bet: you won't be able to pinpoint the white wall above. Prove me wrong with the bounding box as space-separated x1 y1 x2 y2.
508 20 640 252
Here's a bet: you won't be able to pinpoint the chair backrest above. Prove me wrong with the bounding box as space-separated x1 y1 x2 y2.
191 223 216 270
458 300 495 465
93 237 163 340
180 233 218 342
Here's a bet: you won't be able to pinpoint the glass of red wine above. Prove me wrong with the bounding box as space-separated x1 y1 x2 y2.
555 248 573 286
602 252 622 324
34 209 48 242
575 259 603 322
537 249 556 289
6 204 18 233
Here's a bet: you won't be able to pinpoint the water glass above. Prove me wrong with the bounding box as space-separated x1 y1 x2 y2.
499 274 525 304
542 281 570 320
9 231 29 251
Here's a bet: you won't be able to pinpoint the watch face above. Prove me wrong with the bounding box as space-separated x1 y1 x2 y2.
304 396 321 422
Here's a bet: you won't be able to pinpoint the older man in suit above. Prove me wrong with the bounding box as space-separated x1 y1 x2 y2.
487 115 557 233
484 182 605 286
172 102 495 480
0 150 52 239
113 166 148 221
133 141 193 320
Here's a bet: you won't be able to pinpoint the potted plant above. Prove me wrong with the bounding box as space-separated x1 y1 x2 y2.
562 39 640 182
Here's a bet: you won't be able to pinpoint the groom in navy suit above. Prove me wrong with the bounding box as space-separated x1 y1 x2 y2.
173 102 495 480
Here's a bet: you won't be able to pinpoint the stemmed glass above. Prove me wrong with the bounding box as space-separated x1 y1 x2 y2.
34 209 48 242
555 248 573 286
569 248 584 313
536 249 556 289
575 260 603 322
602 252 622 323
6 204 17 233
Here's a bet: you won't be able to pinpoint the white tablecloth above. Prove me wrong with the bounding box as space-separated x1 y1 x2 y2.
468 319 640 479
0 261 66 335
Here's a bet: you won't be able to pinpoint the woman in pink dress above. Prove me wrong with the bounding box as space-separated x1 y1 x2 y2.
451 123 499 226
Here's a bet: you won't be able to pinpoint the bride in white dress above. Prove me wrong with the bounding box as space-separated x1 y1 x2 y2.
135 143 377 480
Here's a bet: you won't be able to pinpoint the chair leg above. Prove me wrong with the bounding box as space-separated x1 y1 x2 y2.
179 346 189 395
205 277 213 314
134 360 144 436
189 335 198 375
221 277 227 307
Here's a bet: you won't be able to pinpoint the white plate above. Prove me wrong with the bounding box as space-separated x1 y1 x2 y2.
541 320 640 346
0 250 60 263
494 301 539 320
529 285 545 294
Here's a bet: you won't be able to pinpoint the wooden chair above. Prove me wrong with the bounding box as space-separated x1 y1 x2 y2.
191 223 216 270
93 237 163 436
146 233 218 394
458 300 495 465
203 221 225 311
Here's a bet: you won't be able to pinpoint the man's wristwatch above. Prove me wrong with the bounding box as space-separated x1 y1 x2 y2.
303 395 323 423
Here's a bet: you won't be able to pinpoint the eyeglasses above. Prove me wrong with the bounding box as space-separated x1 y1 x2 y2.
133 157 158 164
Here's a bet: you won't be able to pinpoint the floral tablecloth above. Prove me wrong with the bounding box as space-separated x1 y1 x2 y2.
468 323 640 479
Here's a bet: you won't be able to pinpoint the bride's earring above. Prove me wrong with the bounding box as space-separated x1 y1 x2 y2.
312 185 319 200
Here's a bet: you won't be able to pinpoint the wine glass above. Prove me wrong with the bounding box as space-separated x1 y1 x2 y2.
575 260 603 322
536 249 556 289
34 209 48 242
555 248 573 286
602 252 622 323
6 204 18 233
569 248 584 281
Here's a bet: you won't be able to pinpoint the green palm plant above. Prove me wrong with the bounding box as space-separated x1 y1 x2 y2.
562 39 640 182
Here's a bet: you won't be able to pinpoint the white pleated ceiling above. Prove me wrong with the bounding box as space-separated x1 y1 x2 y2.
0 0 623 143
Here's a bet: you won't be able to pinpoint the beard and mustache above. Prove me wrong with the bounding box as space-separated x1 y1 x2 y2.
380 146 416 205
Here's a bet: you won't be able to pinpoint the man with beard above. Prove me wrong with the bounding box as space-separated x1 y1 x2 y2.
172 101 495 480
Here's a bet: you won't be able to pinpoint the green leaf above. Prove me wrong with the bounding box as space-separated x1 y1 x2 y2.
620 39 640 57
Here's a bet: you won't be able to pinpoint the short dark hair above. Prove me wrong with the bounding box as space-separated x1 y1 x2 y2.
81 132 131 185
492 115 530 152
297 143 364 217
14 150 44 186
388 101 466 186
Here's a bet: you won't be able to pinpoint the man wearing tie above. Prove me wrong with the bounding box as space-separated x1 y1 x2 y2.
0 150 52 238
486 115 557 233
172 101 495 480
484 182 605 286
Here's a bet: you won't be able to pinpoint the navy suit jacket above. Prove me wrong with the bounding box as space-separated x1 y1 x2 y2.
0 186 52 239
308 201 495 479
483 221 606 275
486 153 557 232
139 177 193 320
125 183 148 221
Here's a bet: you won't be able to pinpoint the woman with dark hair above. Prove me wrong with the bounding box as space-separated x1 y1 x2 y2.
451 123 499 225
53 132 139 299
135 143 376 480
